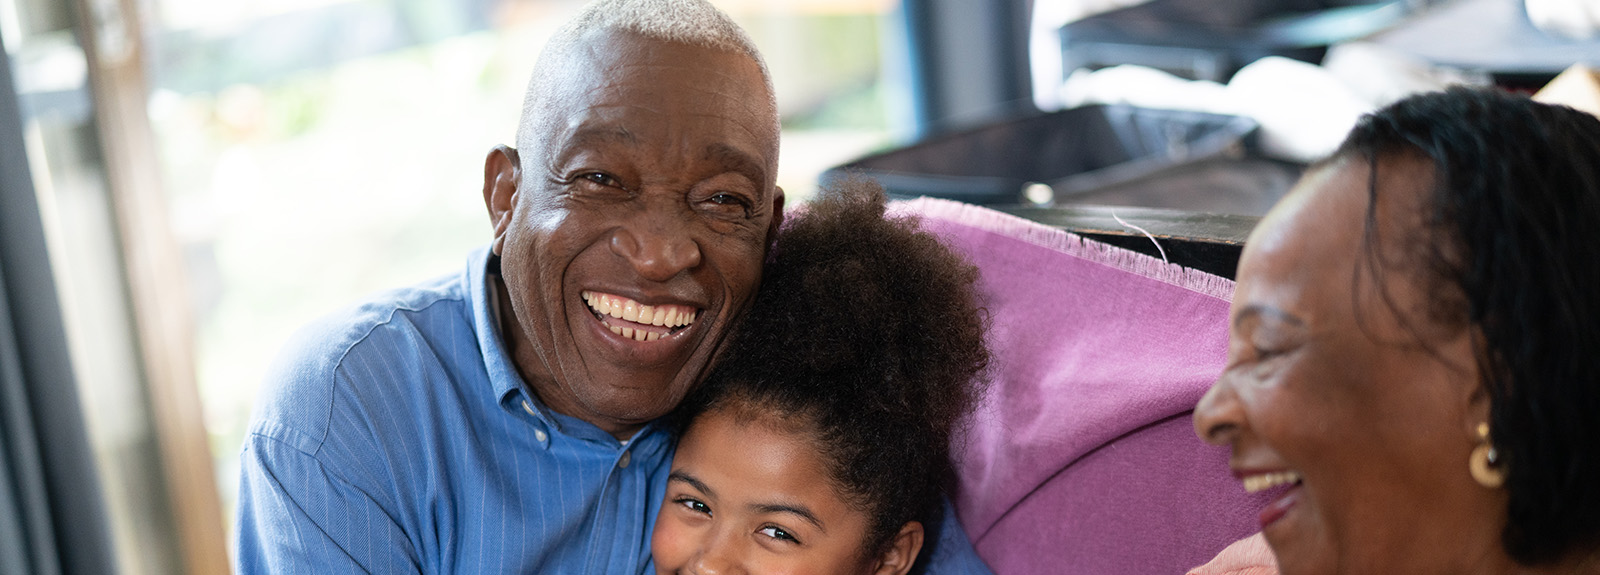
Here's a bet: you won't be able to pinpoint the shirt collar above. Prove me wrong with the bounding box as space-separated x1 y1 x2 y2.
468 246 529 407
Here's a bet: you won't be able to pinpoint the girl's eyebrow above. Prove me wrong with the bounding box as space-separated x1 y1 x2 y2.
671 470 826 532
669 471 715 498
750 503 825 533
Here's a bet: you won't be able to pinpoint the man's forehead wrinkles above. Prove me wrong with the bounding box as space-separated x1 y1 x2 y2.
554 107 774 160
609 59 757 84
580 81 766 114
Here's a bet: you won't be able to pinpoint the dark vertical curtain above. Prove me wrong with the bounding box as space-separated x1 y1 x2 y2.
901 0 1034 136
0 26 119 575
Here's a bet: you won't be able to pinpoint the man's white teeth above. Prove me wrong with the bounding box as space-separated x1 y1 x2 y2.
1242 471 1303 493
607 325 664 342
581 291 697 329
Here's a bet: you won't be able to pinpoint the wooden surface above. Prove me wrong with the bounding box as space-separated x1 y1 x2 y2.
72 0 230 571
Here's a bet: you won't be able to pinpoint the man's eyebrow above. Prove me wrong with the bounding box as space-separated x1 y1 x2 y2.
568 126 637 148
667 471 714 498
750 502 826 533
1234 304 1306 328
704 143 767 186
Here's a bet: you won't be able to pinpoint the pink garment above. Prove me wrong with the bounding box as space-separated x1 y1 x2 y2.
1189 533 1279 575
896 198 1270 575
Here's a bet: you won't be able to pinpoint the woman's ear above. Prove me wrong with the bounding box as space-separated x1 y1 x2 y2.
1459 326 1493 436
870 522 924 575
483 145 521 256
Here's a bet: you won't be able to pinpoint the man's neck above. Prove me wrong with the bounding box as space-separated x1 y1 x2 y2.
488 275 645 441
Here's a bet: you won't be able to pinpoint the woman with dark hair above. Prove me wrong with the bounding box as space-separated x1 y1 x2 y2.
1192 87 1600 574
649 180 989 574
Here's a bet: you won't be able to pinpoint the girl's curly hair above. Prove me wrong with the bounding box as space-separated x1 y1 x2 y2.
675 178 990 558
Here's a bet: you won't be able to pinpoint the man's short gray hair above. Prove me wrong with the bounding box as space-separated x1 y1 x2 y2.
564 0 766 65
515 0 778 158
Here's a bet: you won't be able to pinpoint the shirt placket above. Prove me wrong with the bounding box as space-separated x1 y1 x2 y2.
582 442 640 574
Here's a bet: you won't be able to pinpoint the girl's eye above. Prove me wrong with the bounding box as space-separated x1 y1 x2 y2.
757 525 799 544
676 497 711 516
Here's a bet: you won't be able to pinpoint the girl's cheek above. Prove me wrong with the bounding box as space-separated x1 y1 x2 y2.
650 513 693 570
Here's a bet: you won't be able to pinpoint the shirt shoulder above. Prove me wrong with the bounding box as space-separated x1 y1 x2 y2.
249 271 474 457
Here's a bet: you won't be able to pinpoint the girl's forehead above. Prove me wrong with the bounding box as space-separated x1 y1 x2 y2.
673 407 866 520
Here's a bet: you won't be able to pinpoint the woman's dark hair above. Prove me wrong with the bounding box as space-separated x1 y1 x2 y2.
1335 87 1600 565
674 179 989 558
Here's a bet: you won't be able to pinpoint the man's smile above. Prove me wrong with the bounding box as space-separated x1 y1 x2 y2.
582 290 700 342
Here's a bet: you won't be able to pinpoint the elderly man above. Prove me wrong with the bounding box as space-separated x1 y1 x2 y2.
235 1 990 573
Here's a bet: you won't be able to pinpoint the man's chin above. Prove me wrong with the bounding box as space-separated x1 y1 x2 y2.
568 377 694 430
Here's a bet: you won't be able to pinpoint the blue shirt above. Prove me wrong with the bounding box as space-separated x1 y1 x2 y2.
235 247 992 574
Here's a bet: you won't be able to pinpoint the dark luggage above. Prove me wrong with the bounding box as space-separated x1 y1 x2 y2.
822 104 1301 216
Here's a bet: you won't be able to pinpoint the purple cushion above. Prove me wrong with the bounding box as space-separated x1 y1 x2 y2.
894 199 1269 574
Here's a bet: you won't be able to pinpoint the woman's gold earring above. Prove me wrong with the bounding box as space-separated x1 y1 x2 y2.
1470 422 1506 488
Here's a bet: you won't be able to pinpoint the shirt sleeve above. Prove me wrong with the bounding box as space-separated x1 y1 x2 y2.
919 498 995 575
235 432 422 575
1187 532 1279 575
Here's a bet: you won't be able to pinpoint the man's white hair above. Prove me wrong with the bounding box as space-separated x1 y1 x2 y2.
564 0 765 65
515 0 778 159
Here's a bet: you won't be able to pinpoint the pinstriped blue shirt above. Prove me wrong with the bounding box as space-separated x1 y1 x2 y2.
235 247 992 574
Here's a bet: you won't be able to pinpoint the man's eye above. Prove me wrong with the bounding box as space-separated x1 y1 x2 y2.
675 497 711 515
757 525 799 544
703 192 753 217
708 192 747 206
579 172 622 188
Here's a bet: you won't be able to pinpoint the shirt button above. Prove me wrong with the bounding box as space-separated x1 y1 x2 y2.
534 429 547 443
618 451 632 469
521 400 536 417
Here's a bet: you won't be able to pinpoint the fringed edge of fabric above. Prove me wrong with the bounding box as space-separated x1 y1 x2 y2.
890 197 1236 302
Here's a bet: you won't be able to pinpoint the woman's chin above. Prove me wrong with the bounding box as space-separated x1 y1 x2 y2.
1260 504 1334 575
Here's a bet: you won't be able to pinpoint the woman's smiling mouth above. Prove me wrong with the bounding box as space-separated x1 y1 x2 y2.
582 290 699 342
1240 470 1304 529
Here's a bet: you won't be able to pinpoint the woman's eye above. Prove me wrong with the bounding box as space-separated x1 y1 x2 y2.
1252 345 1283 360
675 498 711 516
757 526 799 544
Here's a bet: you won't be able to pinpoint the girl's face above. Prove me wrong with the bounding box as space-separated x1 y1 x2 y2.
651 408 921 575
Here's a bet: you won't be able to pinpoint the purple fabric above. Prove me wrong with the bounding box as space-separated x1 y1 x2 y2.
896 199 1269 574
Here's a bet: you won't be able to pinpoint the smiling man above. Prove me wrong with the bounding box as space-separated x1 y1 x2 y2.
234 1 989 573
485 9 782 444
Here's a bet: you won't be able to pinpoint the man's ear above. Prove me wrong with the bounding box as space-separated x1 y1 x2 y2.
870 521 924 575
766 185 786 241
483 145 521 256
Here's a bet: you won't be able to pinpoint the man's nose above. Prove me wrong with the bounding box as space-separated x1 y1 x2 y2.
611 208 703 282
1193 370 1245 446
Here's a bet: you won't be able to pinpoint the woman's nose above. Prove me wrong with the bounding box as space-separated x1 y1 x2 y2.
1194 370 1246 446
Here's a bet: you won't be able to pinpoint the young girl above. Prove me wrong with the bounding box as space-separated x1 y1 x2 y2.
649 181 990 575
